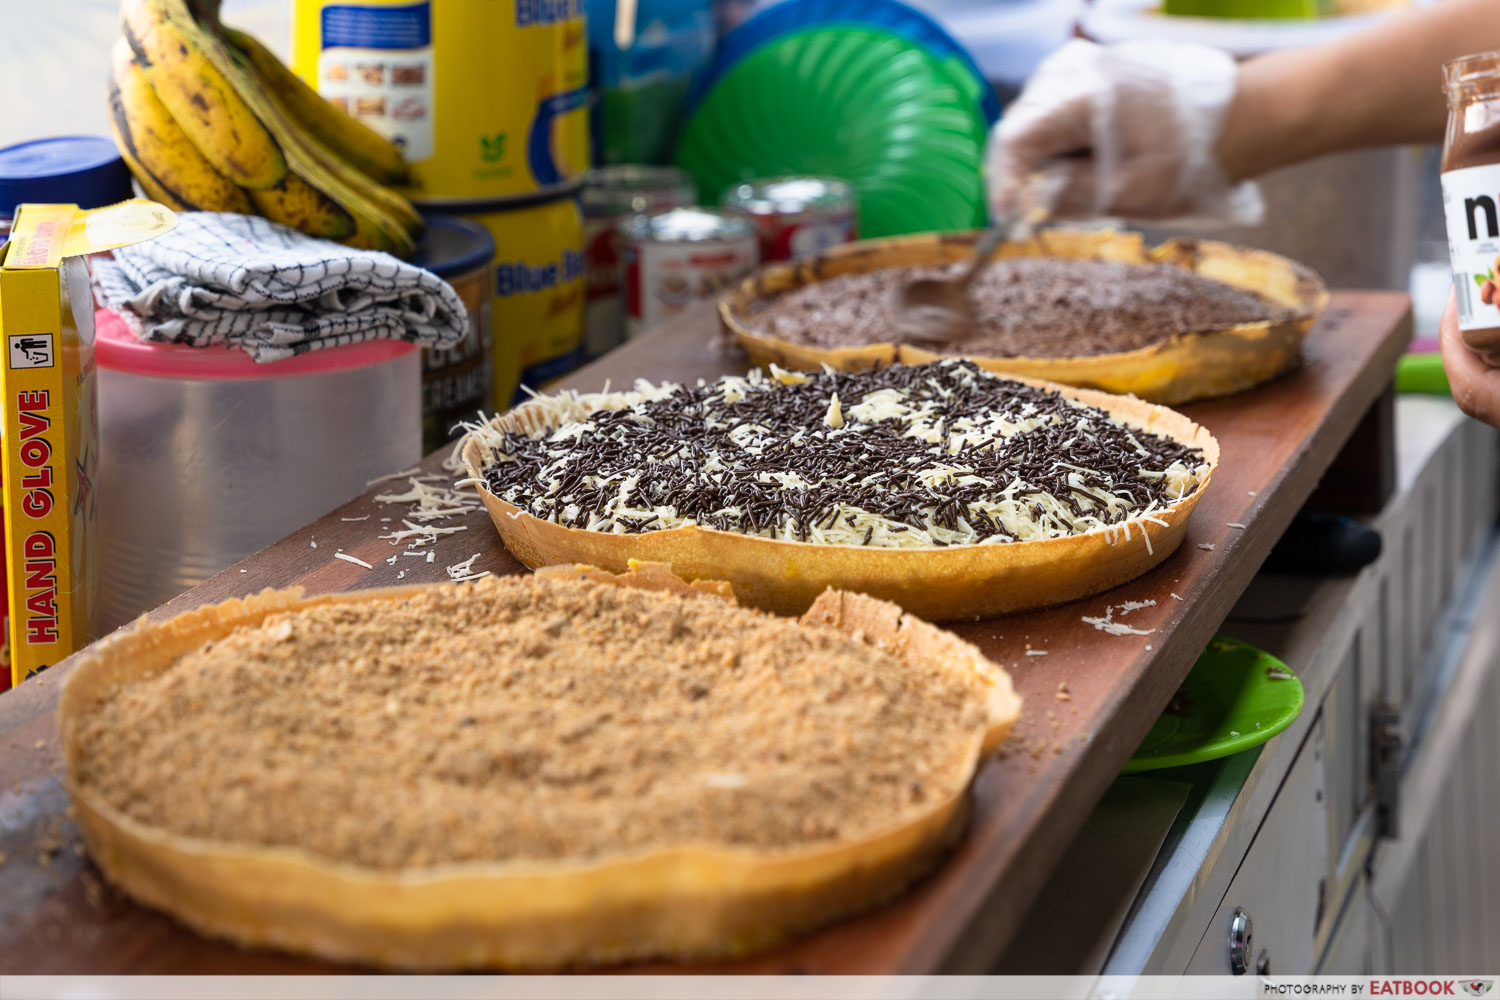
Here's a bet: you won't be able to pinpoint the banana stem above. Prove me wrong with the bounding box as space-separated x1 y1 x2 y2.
186 0 223 33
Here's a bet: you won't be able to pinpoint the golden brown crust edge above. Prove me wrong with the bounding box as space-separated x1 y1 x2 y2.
460 374 1219 621
59 566 1018 970
719 230 1330 405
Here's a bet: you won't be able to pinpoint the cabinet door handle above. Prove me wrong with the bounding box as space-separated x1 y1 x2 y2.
1228 907 1254 975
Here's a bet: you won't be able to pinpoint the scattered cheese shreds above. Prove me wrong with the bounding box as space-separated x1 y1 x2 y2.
340 515 370 522
1025 649 1049 656
446 553 487 583
366 466 422 487
334 552 373 570
1197 543 1216 551
1170 592 1184 601
1082 599 1157 637
1227 522 1247 529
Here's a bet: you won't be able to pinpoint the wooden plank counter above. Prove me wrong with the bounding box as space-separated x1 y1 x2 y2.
0 291 1411 974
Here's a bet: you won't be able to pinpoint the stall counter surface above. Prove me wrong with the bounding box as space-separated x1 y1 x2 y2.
0 290 1410 975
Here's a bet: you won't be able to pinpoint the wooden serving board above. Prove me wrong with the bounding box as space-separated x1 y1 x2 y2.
0 292 1411 974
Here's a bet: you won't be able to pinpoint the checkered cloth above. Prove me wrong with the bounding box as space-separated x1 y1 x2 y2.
92 212 465 362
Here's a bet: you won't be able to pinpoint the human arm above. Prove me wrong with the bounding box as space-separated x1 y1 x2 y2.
991 0 1500 221
1218 0 1497 181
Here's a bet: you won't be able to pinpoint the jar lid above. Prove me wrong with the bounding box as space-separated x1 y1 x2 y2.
722 176 855 216
0 137 134 217
95 309 419 382
413 213 495 278
584 165 697 215
617 207 754 244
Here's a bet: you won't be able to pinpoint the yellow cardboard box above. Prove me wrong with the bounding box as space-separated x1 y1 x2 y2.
0 200 175 687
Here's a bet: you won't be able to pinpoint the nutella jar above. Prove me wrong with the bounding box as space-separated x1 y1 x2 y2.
1443 51 1500 352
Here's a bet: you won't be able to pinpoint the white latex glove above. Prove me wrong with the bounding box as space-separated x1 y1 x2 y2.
987 39 1263 226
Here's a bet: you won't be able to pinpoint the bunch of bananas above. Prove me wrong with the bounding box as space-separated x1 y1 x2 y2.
108 0 421 257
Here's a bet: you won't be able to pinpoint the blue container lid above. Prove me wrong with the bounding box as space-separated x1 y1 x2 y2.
0 136 134 218
682 0 1004 125
412 213 496 278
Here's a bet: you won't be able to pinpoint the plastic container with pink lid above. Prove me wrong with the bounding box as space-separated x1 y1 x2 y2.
96 309 421 631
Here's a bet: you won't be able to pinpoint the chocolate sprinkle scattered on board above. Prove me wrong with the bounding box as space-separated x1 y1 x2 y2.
473 361 1207 549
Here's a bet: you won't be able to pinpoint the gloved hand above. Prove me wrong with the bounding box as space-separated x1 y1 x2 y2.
987 39 1263 225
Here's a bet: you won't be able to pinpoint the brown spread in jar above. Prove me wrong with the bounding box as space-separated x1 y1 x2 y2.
1442 50 1500 358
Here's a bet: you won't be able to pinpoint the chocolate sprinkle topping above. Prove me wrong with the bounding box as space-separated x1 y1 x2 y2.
474 361 1207 548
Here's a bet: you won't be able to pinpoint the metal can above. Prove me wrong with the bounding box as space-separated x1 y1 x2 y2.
583 165 696 358
619 208 758 339
292 0 590 203
411 214 495 451
455 193 586 409
721 176 857 263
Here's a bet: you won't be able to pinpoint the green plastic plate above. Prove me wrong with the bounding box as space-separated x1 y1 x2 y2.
1121 635 1304 773
674 25 990 238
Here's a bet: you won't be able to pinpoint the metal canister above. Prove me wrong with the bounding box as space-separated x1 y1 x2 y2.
454 192 586 409
411 214 495 451
291 0 590 203
619 208 758 339
582 165 696 358
721 176 857 263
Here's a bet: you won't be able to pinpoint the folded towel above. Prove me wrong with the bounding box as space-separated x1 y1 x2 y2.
92 212 466 362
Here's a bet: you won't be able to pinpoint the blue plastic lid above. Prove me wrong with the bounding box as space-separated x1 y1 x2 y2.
412 213 496 278
682 0 1004 125
0 136 134 218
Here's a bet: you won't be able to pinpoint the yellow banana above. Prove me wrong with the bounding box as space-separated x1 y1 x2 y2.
247 173 357 242
184 10 422 254
292 123 423 237
118 0 419 256
225 27 409 187
120 0 287 190
109 114 187 211
108 39 254 214
221 32 421 237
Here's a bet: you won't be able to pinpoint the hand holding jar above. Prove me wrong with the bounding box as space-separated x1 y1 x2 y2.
1442 51 1500 368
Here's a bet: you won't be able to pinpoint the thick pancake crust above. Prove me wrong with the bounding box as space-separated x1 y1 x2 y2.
462 375 1220 620
58 565 1020 970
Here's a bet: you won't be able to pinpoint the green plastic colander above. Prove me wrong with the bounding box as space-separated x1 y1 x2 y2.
675 25 991 238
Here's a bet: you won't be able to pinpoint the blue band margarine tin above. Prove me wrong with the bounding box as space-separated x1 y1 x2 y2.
448 192 586 410
292 0 590 203
411 213 495 451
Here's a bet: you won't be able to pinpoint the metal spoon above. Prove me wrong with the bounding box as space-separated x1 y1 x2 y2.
894 170 1067 346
